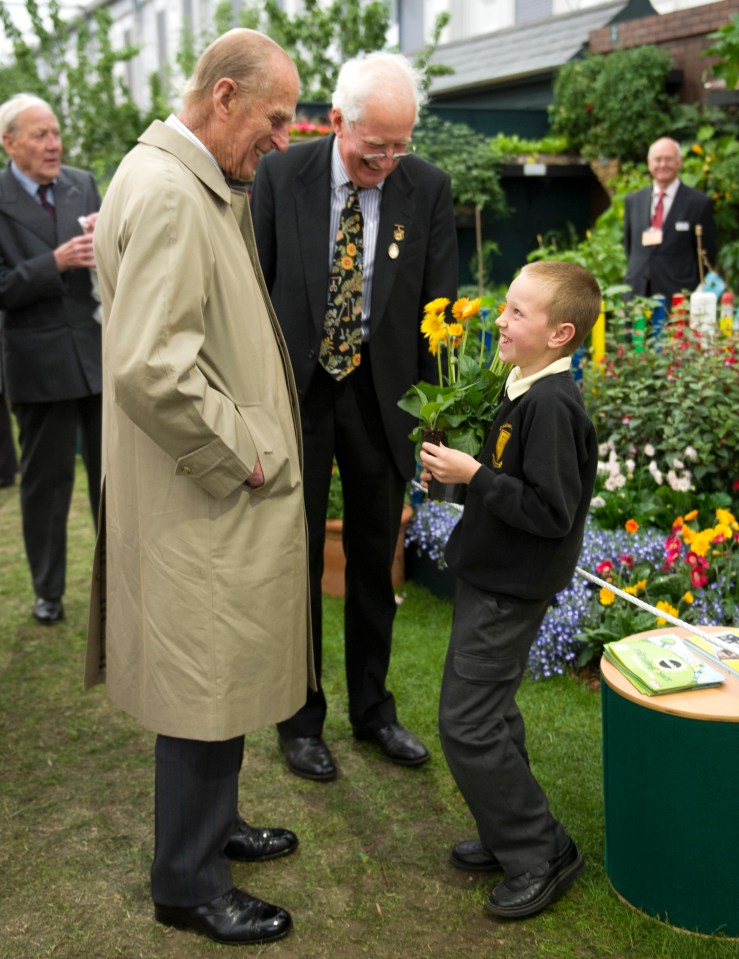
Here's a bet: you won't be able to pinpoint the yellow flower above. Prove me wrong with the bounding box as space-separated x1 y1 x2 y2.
599 588 616 606
421 311 448 357
625 519 639 534
681 525 696 545
452 297 482 321
340 255 354 270
683 591 694 605
345 243 357 257
714 523 734 542
421 311 445 340
690 533 712 557
447 322 464 339
623 579 647 596
684 509 699 521
716 508 737 528
424 297 450 316
655 600 679 625
691 144 704 155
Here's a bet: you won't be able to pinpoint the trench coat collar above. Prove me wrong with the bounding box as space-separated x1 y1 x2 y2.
138 120 232 205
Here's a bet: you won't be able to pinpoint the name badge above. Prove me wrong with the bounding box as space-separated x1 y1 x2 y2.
675 221 690 232
642 228 662 247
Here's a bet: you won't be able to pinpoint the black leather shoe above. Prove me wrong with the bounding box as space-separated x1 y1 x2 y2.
33 597 65 625
279 735 337 781
225 820 298 862
450 839 502 873
154 887 291 944
354 722 430 766
485 839 584 919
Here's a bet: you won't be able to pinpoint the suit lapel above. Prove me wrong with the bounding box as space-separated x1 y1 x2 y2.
294 138 333 338
663 182 688 230
370 163 415 334
638 187 652 231
54 170 84 241
0 166 58 246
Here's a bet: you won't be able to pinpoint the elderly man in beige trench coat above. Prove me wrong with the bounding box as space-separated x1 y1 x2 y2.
85 29 314 946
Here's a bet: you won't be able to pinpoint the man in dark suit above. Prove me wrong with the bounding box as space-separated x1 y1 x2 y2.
0 93 101 624
251 51 458 780
624 136 716 303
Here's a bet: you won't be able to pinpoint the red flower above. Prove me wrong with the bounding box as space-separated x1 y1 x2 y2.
733 479 739 491
619 554 634 568
596 560 614 578
690 567 708 589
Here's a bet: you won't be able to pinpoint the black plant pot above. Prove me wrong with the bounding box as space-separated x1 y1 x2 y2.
421 428 467 505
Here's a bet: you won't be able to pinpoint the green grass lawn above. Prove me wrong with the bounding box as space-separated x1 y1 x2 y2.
1 464 736 958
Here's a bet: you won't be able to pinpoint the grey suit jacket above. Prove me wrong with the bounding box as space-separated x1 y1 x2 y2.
250 135 458 479
0 163 101 403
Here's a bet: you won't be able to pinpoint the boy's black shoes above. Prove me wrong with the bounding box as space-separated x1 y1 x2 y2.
450 839 502 873
154 887 291 944
224 821 298 862
485 838 584 919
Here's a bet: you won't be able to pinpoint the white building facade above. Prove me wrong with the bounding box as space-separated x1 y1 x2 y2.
2 0 722 109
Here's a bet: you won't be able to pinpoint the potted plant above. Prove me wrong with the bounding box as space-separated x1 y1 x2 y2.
322 459 413 597
397 295 510 501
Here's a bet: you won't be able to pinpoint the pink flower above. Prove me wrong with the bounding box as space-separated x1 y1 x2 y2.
596 560 614 577
619 554 634 568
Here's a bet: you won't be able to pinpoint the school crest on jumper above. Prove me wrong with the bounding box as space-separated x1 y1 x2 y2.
492 423 512 469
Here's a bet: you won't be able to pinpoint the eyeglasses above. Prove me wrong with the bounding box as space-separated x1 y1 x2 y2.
349 124 415 162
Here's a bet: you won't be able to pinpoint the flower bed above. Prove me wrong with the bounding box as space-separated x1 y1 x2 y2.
405 501 738 679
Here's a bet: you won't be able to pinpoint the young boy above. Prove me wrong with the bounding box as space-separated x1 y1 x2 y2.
420 260 601 920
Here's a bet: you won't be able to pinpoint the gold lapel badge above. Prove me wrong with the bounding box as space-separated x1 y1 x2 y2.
388 243 400 259
393 224 405 241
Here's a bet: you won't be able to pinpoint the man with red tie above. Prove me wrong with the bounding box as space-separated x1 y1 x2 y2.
624 136 716 302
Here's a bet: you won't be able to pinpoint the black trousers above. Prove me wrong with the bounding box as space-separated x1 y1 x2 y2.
0 393 17 483
278 352 405 737
12 394 101 599
438 580 569 877
151 734 243 907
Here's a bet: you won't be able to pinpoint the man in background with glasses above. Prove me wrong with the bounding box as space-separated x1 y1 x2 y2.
252 51 458 781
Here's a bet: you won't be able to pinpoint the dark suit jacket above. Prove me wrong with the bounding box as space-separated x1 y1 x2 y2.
624 182 717 303
0 163 101 403
250 135 458 480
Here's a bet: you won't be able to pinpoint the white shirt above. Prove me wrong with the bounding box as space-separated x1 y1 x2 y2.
505 356 572 401
329 138 383 340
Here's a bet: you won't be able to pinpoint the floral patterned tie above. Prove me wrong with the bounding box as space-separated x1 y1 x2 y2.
319 186 364 380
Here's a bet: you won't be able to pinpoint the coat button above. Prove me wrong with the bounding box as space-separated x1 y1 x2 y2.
308 350 315 359
182 466 192 474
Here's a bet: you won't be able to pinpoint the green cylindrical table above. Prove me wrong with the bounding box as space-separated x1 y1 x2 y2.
601 626 739 937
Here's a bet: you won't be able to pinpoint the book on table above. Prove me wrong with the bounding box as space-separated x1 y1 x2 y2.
682 628 739 677
603 633 725 695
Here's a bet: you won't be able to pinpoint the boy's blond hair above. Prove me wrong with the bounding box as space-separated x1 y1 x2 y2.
521 261 601 353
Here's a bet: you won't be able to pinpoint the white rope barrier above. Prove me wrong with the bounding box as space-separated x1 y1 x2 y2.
574 566 718 644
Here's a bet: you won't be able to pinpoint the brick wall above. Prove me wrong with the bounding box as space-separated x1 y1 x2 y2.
588 0 739 102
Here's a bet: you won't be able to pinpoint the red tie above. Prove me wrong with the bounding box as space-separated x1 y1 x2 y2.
651 192 665 229
37 184 55 217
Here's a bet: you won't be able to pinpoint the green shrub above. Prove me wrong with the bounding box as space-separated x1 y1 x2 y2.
550 46 678 162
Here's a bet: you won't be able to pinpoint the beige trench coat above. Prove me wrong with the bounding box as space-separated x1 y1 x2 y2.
85 121 314 741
